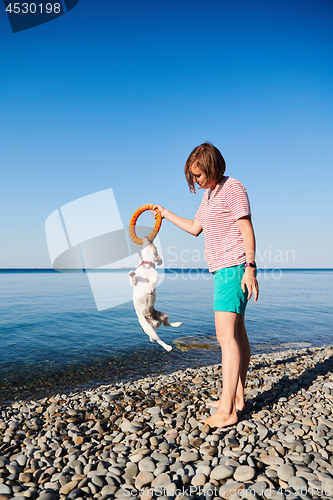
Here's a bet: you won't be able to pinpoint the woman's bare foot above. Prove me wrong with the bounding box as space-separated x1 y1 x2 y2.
200 410 238 429
207 399 245 412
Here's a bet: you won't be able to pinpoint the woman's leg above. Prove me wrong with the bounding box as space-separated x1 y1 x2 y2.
201 311 240 428
235 314 251 411
207 314 250 411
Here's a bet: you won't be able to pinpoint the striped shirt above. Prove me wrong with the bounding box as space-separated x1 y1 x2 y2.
195 176 251 272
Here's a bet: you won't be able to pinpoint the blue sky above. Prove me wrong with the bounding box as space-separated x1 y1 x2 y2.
1 0 332 268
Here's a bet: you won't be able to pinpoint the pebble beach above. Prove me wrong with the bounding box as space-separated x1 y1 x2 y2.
0 345 332 500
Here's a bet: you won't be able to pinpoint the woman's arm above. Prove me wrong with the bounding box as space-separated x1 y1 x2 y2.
237 216 259 302
153 205 202 237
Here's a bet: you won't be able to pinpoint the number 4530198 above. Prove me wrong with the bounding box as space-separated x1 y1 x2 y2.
6 3 61 14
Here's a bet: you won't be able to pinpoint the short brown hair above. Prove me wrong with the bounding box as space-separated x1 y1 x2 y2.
184 142 226 193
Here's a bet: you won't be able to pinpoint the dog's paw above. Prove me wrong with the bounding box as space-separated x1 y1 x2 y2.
170 321 182 327
165 345 173 352
128 271 137 286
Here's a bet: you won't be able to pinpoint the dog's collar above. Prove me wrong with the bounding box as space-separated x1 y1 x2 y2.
138 261 156 269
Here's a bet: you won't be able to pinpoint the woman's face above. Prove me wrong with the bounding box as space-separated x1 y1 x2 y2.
190 165 216 190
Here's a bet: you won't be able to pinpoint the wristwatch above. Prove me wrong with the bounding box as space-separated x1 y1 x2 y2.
245 262 257 269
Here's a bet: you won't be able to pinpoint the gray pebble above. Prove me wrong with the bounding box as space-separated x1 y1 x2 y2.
210 464 234 480
234 465 256 481
179 451 200 463
277 464 296 481
191 472 207 486
0 484 12 495
138 457 155 472
288 476 308 491
135 471 154 488
151 472 171 488
36 493 58 500
124 462 138 478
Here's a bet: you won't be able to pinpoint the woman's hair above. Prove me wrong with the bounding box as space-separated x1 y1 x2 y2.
184 142 226 193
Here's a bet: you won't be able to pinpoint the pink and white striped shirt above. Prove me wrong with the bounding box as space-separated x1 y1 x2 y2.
195 176 251 272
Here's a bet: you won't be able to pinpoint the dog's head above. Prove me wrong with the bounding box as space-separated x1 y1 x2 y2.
142 237 162 266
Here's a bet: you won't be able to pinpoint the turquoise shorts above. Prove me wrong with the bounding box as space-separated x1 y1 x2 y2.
213 263 248 316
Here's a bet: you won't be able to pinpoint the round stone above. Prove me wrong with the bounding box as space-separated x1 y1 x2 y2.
150 436 159 446
120 420 142 434
165 430 178 441
91 475 106 488
37 493 58 500
135 471 154 488
59 480 78 496
260 454 285 466
0 484 12 495
138 457 155 472
191 473 206 486
196 465 212 476
154 464 167 477
219 482 245 499
250 481 268 496
180 451 200 463
7 463 22 474
277 464 296 482
200 444 217 456
210 465 234 480
15 455 27 467
139 488 153 500
234 465 256 481
288 476 308 491
146 406 161 415
68 489 85 499
257 423 269 440
264 489 286 499
151 472 171 488
125 462 138 478
290 440 305 453
19 472 33 483
150 451 169 463
318 473 333 490
101 485 118 496
129 453 144 463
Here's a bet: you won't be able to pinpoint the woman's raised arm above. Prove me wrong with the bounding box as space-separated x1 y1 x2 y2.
153 205 202 237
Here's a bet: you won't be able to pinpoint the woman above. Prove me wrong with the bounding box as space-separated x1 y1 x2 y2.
153 142 259 428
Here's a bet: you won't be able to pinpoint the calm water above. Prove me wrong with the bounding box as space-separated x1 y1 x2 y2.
0 269 332 402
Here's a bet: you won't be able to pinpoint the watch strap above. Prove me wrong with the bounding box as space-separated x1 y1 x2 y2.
245 262 257 269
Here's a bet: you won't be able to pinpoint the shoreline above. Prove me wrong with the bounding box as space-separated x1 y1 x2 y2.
0 344 332 499
0 341 321 406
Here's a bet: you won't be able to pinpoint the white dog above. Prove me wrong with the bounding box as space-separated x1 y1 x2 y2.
129 237 182 351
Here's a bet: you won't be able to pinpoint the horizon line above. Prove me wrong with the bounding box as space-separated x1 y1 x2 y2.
0 267 332 271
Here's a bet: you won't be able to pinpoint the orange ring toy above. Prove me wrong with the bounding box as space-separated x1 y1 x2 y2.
129 204 162 245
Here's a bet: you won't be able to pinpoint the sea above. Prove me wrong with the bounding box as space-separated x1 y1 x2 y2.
0 269 332 403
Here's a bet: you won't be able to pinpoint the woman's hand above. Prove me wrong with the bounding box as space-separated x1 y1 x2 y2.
152 204 167 219
241 268 259 302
